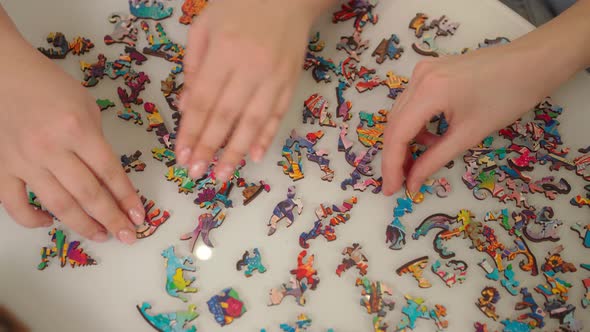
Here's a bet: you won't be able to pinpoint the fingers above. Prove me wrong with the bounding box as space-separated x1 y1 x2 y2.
27 169 107 242
47 152 137 245
250 85 294 163
176 38 232 168
0 175 53 229
406 126 473 193
381 93 439 196
188 69 260 180
75 137 145 226
215 81 282 181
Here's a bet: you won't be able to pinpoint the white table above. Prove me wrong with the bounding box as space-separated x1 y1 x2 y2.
0 0 589 331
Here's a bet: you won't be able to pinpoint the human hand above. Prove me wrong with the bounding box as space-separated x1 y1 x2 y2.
381 42 574 196
0 37 144 244
176 0 328 182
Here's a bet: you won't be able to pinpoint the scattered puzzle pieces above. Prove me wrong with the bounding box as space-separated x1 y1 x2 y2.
299 197 357 248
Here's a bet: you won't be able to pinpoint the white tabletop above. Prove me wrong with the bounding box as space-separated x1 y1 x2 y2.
0 0 589 331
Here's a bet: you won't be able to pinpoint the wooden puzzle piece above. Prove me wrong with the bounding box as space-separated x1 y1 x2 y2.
117 106 143 125
136 195 170 239
308 32 325 52
514 287 545 329
541 245 577 273
129 0 173 20
141 21 185 74
355 277 395 317
117 71 150 106
121 150 146 173
207 287 246 326
476 286 500 321
96 98 115 111
396 256 431 288
409 13 430 38
500 264 520 296
152 147 176 167
162 246 198 302
431 259 467 287
303 52 339 83
38 32 94 59
299 198 357 248
38 228 96 270
236 248 267 277
137 302 198 332
336 243 368 277
332 0 378 31
570 222 590 248
267 186 303 236
269 278 307 307
179 0 208 25
104 14 138 46
302 94 335 127
382 71 409 100
290 250 320 290
180 209 226 249
336 30 369 62
372 34 404 64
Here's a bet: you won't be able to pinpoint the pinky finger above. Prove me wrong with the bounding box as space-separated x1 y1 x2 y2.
250 88 293 162
0 175 53 228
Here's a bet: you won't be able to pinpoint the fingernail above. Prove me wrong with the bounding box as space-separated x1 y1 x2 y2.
189 161 207 179
117 229 136 245
92 231 108 243
129 206 145 226
177 147 191 166
251 146 264 163
216 165 233 183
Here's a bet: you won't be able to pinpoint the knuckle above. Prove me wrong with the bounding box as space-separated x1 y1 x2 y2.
61 112 87 137
78 182 103 203
244 113 264 127
46 196 75 217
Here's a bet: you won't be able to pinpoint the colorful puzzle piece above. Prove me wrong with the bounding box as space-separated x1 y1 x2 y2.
38 228 96 270
268 186 303 236
207 288 246 326
162 246 198 302
136 195 170 239
336 243 368 277
236 248 267 277
137 302 198 332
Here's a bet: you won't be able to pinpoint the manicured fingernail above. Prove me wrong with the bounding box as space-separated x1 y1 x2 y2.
177 147 191 166
215 165 233 183
117 229 136 245
251 147 264 163
92 231 108 243
189 161 207 179
129 206 145 226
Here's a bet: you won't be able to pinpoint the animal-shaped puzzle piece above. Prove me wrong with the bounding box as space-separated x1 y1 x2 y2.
336 243 368 277
382 71 409 100
573 153 589 181
396 256 431 288
299 197 357 248
541 245 576 273
372 34 404 64
570 222 590 248
278 313 312 332
180 209 226 249
431 259 467 287
268 186 303 236
166 166 196 194
290 250 320 290
38 32 94 59
430 15 460 36
269 278 308 307
96 98 115 111
302 93 335 127
500 264 520 296
38 228 97 270
236 248 267 277
534 271 572 302
303 52 339 83
570 185 590 208
476 287 500 321
336 30 369 61
237 179 270 205
501 319 532 332
162 246 198 302
137 302 198 332
129 0 173 20
121 150 146 173
412 33 447 57
395 295 430 331
179 0 208 25
336 78 353 121
355 67 381 93
207 287 246 326
104 14 138 46
409 13 430 38
136 195 170 239
514 287 545 329
277 142 304 181
355 277 395 317
140 21 185 74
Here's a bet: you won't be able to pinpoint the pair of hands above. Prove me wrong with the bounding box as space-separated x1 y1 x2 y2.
0 1 556 243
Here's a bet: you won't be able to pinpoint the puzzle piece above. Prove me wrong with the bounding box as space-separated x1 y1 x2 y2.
38 32 94 59
118 106 143 125
179 0 208 25
299 198 357 248
137 302 198 332
332 0 378 31
396 256 431 288
180 209 226 249
372 34 404 64
162 246 197 302
269 278 308 307
336 30 369 61
355 277 395 317
582 279 590 308
104 14 138 46
431 259 467 287
500 264 520 296
141 21 185 74
136 194 171 239
152 147 176 167
117 71 150 106
302 93 335 127
38 228 97 270
308 32 325 52
129 0 173 20
290 250 320 290
96 98 115 111
207 287 246 326
476 287 500 321
236 248 267 277
121 150 146 173
541 245 576 273
267 186 303 236
336 243 368 277
514 287 545 329
382 71 409 100
303 52 339 83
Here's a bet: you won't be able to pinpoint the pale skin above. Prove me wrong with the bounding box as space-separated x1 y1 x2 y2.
1 0 589 242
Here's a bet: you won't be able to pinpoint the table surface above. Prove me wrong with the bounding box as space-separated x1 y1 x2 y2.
0 0 589 331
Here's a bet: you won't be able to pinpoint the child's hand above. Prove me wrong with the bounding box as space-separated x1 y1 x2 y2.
381 42 575 196
0 39 144 244
176 0 324 181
